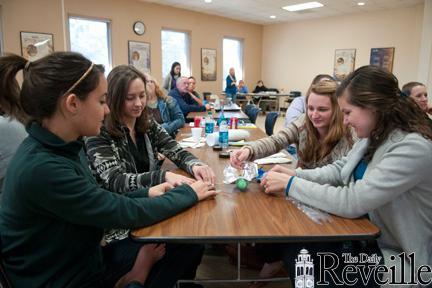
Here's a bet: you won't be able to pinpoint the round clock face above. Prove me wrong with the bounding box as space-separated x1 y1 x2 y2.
133 21 145 35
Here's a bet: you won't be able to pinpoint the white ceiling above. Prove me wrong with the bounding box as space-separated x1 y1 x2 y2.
139 0 424 25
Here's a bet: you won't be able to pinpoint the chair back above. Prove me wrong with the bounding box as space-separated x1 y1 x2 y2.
248 107 260 124
265 112 279 136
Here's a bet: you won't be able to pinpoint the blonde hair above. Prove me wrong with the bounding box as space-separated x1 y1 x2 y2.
300 79 353 167
146 74 167 101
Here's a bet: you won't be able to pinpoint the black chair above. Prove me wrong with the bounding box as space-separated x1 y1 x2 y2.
265 112 279 136
247 107 260 124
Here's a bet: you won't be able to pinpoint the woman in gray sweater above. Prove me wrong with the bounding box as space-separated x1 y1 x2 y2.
262 65 432 287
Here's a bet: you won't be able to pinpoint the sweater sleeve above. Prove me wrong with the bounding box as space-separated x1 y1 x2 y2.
84 134 166 193
27 159 198 229
150 121 203 174
289 135 432 218
246 115 304 160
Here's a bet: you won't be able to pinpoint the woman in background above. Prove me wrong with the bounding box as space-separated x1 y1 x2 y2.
252 80 268 93
225 67 238 100
163 61 181 92
402 81 431 118
145 72 185 137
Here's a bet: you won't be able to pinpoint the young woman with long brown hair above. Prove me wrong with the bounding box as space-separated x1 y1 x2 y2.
231 79 354 170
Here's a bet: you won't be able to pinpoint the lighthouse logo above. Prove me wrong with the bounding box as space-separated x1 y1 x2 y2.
295 249 315 288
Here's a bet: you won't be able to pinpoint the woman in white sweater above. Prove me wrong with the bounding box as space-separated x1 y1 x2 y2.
261 65 432 287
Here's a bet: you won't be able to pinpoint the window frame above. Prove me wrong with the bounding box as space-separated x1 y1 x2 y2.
161 28 191 79
222 36 244 90
67 14 112 70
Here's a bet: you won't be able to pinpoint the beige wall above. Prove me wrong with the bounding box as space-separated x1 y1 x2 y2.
0 0 262 94
262 4 424 95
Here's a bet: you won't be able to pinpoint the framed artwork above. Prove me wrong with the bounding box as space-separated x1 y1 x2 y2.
370 47 395 72
333 49 356 81
201 48 216 81
20 31 54 61
128 41 151 73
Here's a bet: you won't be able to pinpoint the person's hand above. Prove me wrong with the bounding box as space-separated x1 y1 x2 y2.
230 148 251 169
148 182 174 197
205 104 211 110
165 171 196 186
190 180 217 201
270 165 296 176
192 165 216 186
260 171 291 196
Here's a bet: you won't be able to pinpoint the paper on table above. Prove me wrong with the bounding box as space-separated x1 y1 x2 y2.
181 136 206 143
253 152 292 165
178 142 206 149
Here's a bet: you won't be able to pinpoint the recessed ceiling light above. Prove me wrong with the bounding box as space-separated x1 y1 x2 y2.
357 2 365 5
270 15 276 19
282 1 323 12
204 0 212 3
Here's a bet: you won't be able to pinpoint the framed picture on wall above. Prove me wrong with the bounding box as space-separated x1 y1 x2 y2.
128 41 151 73
369 47 395 72
20 31 54 61
333 49 356 81
201 48 216 81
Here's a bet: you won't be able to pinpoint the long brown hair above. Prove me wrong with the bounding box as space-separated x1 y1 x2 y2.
301 79 353 165
105 65 149 138
0 52 104 124
336 65 432 162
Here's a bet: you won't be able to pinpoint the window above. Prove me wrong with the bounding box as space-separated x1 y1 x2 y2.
223 37 243 90
161 29 190 78
68 16 111 72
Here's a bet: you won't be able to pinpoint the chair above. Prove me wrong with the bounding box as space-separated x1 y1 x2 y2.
265 112 279 136
247 107 260 124
244 104 255 115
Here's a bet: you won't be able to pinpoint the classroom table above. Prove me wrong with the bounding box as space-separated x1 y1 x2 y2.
131 126 380 286
187 109 249 121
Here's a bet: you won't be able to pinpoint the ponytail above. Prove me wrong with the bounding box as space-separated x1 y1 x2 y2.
0 54 29 123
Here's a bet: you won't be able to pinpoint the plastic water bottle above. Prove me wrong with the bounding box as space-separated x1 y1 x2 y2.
205 111 215 135
219 119 229 148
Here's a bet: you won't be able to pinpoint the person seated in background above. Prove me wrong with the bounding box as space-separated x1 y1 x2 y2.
259 66 432 287
0 86 28 193
0 52 217 288
237 79 249 93
144 72 184 137
231 79 355 286
188 76 204 106
252 80 268 93
169 76 210 119
163 61 181 92
285 74 334 127
402 81 431 118
225 67 238 100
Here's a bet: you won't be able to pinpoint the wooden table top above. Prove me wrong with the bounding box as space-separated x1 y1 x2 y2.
131 126 380 243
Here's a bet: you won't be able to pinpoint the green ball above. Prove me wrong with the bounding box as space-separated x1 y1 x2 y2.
236 178 248 191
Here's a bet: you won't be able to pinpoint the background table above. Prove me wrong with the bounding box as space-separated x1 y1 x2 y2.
187 109 249 121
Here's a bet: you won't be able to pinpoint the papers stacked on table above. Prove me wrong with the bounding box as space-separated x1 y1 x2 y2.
254 152 292 165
